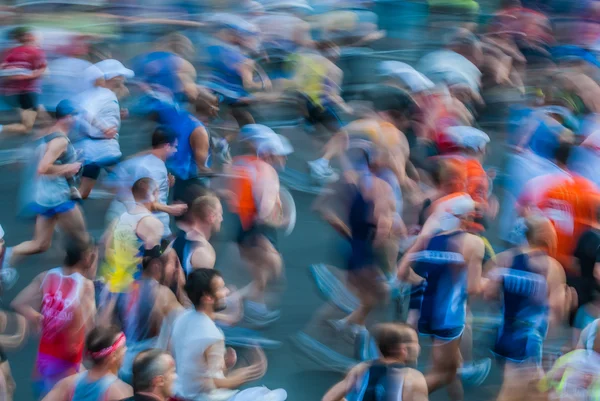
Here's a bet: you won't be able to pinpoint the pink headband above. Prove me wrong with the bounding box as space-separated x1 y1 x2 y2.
88 333 126 360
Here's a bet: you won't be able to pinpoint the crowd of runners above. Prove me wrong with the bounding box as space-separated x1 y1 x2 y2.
0 0 600 400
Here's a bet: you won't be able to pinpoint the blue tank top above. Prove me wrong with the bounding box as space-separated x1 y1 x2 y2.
347 362 406 401
131 51 182 97
206 43 248 98
71 372 118 401
499 252 549 330
163 107 210 180
412 231 468 329
115 278 158 343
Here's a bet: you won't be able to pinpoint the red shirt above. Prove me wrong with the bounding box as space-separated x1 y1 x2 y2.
1 45 46 95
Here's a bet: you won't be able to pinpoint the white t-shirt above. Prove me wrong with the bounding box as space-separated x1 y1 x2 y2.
418 50 481 93
171 310 238 401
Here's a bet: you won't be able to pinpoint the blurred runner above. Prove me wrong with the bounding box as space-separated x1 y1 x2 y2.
99 255 182 385
163 269 286 401
101 178 164 294
74 60 133 199
41 325 132 401
0 26 47 135
172 192 223 275
11 237 97 399
124 349 177 401
4 100 88 281
484 215 573 401
226 124 292 326
323 323 427 401
397 193 487 400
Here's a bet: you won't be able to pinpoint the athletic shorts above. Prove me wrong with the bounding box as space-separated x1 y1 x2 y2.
418 321 464 342
237 222 278 250
81 157 121 180
5 92 39 110
306 100 345 134
30 201 77 218
33 353 80 399
493 325 547 364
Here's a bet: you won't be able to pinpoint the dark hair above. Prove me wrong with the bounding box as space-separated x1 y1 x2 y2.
85 325 122 365
152 127 177 149
372 323 415 358
184 268 222 308
132 177 157 202
10 26 30 43
64 236 95 267
132 348 170 392
554 141 573 166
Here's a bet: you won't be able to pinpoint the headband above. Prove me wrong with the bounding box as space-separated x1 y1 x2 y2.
88 332 126 360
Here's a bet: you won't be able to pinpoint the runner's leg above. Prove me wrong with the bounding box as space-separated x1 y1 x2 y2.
426 337 463 400
55 205 88 245
8 214 57 265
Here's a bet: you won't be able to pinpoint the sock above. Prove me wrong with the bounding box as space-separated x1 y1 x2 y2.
311 158 329 168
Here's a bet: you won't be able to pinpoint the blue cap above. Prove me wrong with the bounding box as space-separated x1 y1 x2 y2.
55 100 79 120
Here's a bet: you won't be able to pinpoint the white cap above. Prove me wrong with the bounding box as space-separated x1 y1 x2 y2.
239 124 293 156
378 61 435 92
95 59 134 80
444 126 490 151
83 65 104 87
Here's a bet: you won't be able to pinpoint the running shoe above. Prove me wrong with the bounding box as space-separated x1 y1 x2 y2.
327 318 365 345
460 358 491 387
243 301 281 328
355 329 379 361
0 246 17 292
290 331 358 373
308 160 339 184
310 264 358 314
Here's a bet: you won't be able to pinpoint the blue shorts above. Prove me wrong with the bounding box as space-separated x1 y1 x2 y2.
30 201 77 218
418 321 464 342
493 325 547 364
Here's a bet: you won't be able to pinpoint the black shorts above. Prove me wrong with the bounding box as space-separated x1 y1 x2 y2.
81 157 120 180
5 92 39 110
237 221 278 251
306 99 345 134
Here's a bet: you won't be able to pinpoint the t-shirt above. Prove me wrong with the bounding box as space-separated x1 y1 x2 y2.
1 45 47 95
573 229 600 303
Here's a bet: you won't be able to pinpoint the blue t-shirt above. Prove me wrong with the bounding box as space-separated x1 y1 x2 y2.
131 51 183 97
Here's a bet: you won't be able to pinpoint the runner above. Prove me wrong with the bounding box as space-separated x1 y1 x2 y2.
122 349 176 401
41 325 132 401
3 100 88 280
74 60 133 199
226 124 292 326
0 26 47 135
397 193 486 400
11 237 97 399
99 255 182 385
323 323 428 401
105 127 187 239
172 191 223 275
164 268 286 401
484 215 573 401
101 178 164 294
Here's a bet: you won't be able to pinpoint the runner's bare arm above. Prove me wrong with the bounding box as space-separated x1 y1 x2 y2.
37 137 79 177
546 256 572 324
465 234 485 296
11 272 45 327
40 374 76 401
404 369 429 401
322 362 369 401
178 58 199 101
137 216 164 250
190 245 216 270
158 284 183 318
189 125 211 173
106 380 133 400
0 312 26 349
81 280 97 333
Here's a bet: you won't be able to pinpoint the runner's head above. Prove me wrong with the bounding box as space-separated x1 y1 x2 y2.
10 26 34 45
55 100 79 130
95 59 134 98
85 325 127 372
155 32 194 60
190 193 223 233
63 236 97 277
132 177 159 206
141 255 164 282
132 349 176 398
524 214 557 258
361 85 418 131
372 323 420 364
443 126 490 158
151 126 178 160
239 124 293 168
432 192 476 232
185 268 229 314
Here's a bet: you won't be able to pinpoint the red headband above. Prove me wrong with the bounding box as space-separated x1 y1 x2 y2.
88 333 126 360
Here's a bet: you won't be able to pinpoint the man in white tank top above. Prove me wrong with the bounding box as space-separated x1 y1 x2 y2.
101 177 164 294
11 237 97 399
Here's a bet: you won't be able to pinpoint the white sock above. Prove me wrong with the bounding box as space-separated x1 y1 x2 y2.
311 158 329 168
2 247 12 269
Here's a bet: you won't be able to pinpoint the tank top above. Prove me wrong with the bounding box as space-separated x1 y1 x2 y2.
206 43 248 98
499 252 549 330
71 372 118 401
39 268 86 364
164 108 210 180
131 51 182 97
102 210 152 293
347 362 406 401
412 231 468 329
229 156 269 230
33 132 77 208
115 278 159 343
172 230 205 277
